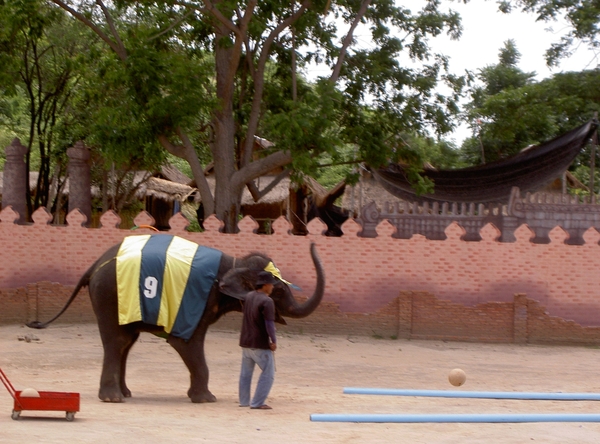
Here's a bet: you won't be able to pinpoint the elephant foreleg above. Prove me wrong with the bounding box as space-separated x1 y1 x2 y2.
119 332 139 398
98 327 138 402
168 331 215 403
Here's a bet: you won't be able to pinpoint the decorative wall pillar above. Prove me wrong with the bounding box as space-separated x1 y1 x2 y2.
67 141 92 226
397 291 413 339
3 138 29 223
513 293 528 344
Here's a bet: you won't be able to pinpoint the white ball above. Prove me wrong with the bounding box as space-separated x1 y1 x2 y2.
20 388 40 397
448 368 466 387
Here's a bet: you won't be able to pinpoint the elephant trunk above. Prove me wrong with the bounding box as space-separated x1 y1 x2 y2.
282 242 325 318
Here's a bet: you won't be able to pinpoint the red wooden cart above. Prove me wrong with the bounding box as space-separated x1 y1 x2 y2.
0 367 80 421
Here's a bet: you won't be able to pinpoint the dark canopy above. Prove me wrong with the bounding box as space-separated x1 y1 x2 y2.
372 119 598 204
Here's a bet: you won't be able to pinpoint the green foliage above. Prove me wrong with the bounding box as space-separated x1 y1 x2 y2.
316 162 353 189
403 133 464 169
185 218 203 232
572 163 600 195
72 23 215 170
166 154 193 178
0 91 28 146
263 79 344 179
476 40 536 97
314 143 358 189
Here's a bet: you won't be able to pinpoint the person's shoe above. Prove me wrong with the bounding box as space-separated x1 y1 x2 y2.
250 405 272 410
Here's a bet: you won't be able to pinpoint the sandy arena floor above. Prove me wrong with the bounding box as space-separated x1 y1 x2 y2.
2 323 600 443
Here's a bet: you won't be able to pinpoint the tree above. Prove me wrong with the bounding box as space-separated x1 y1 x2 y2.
474 40 536 98
0 0 92 217
39 0 466 232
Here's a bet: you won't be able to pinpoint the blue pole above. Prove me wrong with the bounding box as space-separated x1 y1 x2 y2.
310 413 600 423
343 387 600 401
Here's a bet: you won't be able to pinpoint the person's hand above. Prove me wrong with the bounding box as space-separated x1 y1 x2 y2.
269 343 277 351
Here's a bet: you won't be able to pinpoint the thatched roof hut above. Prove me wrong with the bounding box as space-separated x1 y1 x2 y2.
190 175 290 207
156 164 192 185
143 177 197 202
193 173 340 212
242 176 290 206
240 176 291 231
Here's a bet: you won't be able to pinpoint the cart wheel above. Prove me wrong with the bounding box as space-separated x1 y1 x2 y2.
11 410 21 420
66 412 75 421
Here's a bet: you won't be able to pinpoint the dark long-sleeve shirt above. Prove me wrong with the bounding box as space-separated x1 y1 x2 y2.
239 291 276 350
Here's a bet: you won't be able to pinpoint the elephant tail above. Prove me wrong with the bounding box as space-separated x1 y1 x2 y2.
26 261 99 329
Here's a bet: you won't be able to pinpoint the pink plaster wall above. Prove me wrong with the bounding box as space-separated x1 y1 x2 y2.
1 205 600 327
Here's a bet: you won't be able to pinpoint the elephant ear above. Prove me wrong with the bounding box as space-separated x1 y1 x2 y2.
219 267 261 300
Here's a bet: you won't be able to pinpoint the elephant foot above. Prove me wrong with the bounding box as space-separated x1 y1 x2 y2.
121 387 132 398
99 388 125 403
188 388 217 403
99 395 125 403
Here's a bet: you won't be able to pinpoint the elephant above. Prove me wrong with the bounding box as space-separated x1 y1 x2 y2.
28 234 325 403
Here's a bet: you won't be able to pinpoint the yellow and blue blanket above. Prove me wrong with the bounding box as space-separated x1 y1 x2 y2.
116 235 222 340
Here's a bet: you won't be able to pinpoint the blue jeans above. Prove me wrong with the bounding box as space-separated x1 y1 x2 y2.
239 348 275 408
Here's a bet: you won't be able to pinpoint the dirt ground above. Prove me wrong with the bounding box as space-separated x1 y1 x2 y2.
2 323 600 443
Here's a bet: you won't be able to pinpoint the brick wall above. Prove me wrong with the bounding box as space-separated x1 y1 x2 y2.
2 205 600 340
276 291 600 345
408 292 514 342
8 284 600 345
0 283 94 325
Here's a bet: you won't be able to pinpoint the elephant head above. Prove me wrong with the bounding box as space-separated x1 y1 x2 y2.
218 242 325 323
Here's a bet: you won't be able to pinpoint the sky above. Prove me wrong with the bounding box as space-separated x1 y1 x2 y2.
432 0 597 80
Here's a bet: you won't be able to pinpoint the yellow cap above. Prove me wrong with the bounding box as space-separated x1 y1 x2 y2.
264 262 292 286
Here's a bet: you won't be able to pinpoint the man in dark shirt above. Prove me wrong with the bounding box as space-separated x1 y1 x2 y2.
239 271 279 410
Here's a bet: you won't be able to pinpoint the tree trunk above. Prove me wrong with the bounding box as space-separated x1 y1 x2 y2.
212 25 242 233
